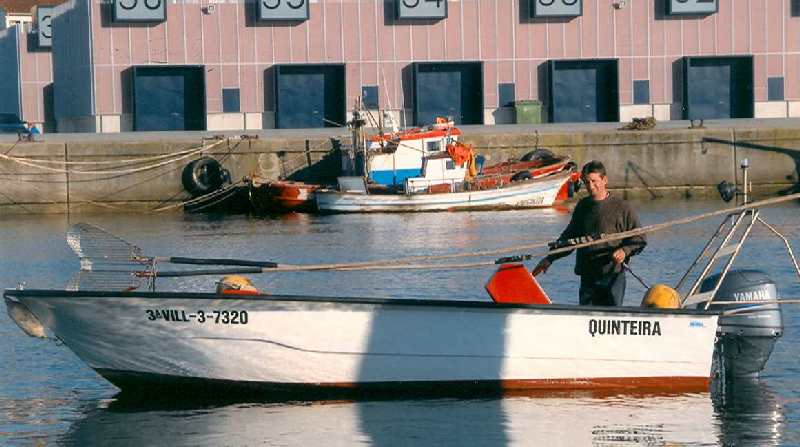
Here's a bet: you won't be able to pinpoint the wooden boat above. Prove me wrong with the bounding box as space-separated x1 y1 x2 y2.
315 169 575 213
315 111 579 213
247 177 321 213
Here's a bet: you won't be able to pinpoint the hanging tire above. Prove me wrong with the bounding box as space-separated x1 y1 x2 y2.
511 171 532 182
520 148 556 162
182 157 226 196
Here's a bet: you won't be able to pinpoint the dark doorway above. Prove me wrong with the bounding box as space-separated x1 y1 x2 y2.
274 64 346 129
412 62 483 126
547 59 619 123
131 66 205 131
43 83 56 133
683 56 754 120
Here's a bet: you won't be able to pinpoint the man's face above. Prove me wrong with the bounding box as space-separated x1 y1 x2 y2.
583 172 608 200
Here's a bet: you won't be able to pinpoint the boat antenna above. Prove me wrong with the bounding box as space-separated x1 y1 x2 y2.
740 158 750 205
350 97 368 178
380 67 399 133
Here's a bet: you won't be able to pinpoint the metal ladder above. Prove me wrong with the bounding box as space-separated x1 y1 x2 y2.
677 209 760 308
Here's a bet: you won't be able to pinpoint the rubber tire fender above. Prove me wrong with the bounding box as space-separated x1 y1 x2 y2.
182 157 226 196
510 171 532 182
520 148 556 162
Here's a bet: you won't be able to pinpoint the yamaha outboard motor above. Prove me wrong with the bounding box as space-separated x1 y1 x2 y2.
701 269 783 379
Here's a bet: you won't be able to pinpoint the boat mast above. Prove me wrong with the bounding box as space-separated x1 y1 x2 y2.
351 97 368 178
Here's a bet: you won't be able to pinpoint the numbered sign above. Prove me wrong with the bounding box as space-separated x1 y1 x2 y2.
35 7 54 48
397 0 447 20
530 0 582 18
112 0 166 23
257 0 309 21
666 0 718 15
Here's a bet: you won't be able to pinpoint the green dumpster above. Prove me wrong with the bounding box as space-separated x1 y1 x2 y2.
514 100 542 124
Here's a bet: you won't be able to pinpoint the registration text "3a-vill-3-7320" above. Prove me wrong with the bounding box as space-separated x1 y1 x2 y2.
145 309 249 325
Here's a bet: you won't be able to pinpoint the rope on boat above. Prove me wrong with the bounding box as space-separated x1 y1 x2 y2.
151 179 246 213
264 191 800 273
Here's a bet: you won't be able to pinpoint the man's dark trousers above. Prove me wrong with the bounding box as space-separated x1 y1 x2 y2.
579 272 626 306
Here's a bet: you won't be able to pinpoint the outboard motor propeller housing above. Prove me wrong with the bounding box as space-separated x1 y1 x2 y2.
701 269 783 379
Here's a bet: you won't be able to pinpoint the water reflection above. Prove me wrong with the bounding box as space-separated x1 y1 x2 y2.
3 201 799 444
59 392 735 446
56 381 793 446
356 308 508 445
712 379 785 446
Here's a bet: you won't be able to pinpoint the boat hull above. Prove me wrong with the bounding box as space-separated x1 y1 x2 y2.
6 290 720 395
316 171 572 213
249 180 320 213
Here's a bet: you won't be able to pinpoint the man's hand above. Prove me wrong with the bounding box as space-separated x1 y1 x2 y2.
612 248 626 265
532 258 551 276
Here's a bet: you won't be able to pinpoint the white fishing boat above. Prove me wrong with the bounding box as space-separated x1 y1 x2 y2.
316 169 574 213
316 107 578 213
4 181 796 397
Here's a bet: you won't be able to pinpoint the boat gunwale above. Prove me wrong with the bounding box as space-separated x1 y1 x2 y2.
4 289 719 316
317 169 573 199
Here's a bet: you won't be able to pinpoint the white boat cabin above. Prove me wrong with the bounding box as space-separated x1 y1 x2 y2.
366 121 461 187
405 154 468 194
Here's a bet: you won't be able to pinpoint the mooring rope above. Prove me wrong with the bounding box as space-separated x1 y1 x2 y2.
262 192 800 273
151 180 246 213
1 142 210 165
0 140 224 175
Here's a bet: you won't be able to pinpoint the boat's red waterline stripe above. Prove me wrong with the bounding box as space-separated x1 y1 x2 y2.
315 377 711 393
98 368 711 396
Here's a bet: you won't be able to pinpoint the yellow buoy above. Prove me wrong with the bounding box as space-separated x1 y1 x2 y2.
216 275 259 295
641 284 682 309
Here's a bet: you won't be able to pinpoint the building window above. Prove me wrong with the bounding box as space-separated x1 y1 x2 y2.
768 77 784 101
362 85 379 109
793 0 800 17
633 80 650 105
222 88 240 113
498 83 515 107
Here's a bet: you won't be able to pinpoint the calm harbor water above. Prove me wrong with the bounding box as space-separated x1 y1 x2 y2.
1 198 799 446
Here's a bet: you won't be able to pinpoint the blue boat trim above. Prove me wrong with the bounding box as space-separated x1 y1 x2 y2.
369 168 422 186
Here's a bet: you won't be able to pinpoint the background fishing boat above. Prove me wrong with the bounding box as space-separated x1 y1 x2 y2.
247 177 321 213
315 169 575 213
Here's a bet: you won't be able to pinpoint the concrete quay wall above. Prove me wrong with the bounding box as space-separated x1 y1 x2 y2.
1 126 798 215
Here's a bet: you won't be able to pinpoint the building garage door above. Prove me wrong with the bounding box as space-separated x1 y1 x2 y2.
275 64 345 129
547 59 619 123
132 66 205 131
413 62 483 126
683 56 754 120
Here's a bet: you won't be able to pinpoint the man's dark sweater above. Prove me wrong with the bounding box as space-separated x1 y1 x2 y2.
546 194 646 277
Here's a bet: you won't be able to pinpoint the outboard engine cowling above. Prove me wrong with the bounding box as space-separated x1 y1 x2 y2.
701 269 783 379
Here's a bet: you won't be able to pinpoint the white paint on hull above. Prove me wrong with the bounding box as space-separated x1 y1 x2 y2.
316 172 570 213
15 292 720 387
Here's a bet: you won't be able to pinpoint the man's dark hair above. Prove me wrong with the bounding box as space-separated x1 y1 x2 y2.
581 160 606 178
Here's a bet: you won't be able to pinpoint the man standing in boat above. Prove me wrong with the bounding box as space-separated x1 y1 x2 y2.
532 160 646 306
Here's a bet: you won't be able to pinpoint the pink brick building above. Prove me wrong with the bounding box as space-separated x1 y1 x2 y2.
0 4 54 131
9 0 800 131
